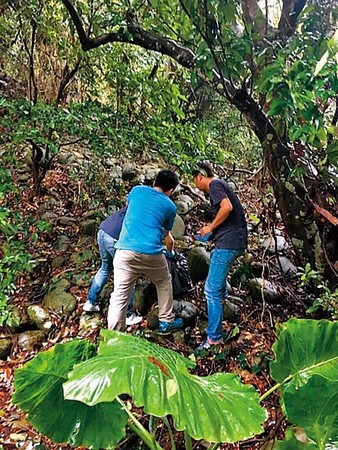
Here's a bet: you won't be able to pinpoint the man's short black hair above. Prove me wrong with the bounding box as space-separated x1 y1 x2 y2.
192 161 214 178
154 169 179 192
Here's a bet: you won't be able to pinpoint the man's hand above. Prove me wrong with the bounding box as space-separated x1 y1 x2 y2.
199 225 213 236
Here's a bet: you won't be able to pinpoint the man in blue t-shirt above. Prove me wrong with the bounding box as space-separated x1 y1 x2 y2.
192 161 247 351
107 169 183 333
83 206 128 313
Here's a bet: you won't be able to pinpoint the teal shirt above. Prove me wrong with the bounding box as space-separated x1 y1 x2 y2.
115 186 176 255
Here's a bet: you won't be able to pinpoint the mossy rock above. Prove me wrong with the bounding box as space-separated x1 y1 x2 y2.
187 247 210 282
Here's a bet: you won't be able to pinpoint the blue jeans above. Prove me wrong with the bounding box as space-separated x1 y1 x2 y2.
87 230 116 305
205 248 244 341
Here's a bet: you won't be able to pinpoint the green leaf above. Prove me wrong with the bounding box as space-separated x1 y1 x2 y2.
284 376 338 449
64 330 267 443
270 318 338 386
13 340 127 449
270 319 338 449
273 426 317 449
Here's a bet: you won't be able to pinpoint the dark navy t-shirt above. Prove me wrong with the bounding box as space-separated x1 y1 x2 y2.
209 179 247 249
99 206 127 240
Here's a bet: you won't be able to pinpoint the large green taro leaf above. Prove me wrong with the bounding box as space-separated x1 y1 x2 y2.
270 319 338 450
13 339 127 449
270 319 338 386
283 376 338 449
64 329 267 443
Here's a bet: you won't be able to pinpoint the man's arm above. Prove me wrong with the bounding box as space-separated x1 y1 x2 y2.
199 198 233 236
164 230 175 252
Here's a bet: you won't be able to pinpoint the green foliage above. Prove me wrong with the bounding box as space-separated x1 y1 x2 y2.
297 264 338 319
14 330 267 448
269 318 338 450
307 285 338 320
297 263 321 287
13 339 128 449
0 162 33 326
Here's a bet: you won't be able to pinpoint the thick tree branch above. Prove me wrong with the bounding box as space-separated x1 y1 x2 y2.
62 0 195 68
278 0 306 37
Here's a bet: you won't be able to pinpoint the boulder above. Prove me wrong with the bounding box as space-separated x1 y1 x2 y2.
27 305 53 331
55 235 71 251
147 305 159 330
43 279 76 314
51 256 66 268
175 194 194 216
277 256 297 278
173 300 198 322
171 214 185 239
0 338 12 359
80 219 98 236
248 278 281 303
122 163 137 181
17 330 45 351
262 235 289 254
59 216 77 226
40 211 58 222
187 247 210 282
133 281 157 315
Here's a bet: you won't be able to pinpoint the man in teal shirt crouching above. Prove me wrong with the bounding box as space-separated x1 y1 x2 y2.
107 169 183 333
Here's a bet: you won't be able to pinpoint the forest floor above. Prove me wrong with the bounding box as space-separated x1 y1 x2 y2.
0 155 314 450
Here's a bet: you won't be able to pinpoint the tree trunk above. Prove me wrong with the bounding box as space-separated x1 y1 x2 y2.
230 89 333 275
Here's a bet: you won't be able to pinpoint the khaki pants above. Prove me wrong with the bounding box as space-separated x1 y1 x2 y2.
108 250 174 330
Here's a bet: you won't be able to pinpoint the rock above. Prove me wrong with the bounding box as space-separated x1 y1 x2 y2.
109 166 123 179
51 256 66 268
80 219 98 236
248 278 281 303
59 216 77 226
277 256 297 278
171 214 185 239
27 305 53 331
147 305 159 330
40 211 58 222
83 210 98 219
78 314 103 336
5 306 30 333
173 300 198 322
70 249 93 266
262 235 289 253
144 167 159 184
0 338 12 359
133 281 157 315
175 194 194 216
223 298 241 323
187 247 210 282
55 235 71 251
17 330 45 351
172 330 185 345
122 163 137 181
43 279 76 314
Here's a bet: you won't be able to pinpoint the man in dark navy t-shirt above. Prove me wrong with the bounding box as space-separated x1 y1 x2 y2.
83 206 127 312
192 161 247 351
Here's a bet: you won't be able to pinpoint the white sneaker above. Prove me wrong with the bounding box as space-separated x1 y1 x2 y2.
126 313 143 326
83 301 100 312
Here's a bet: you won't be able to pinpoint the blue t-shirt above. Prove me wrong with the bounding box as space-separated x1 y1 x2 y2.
115 186 176 255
